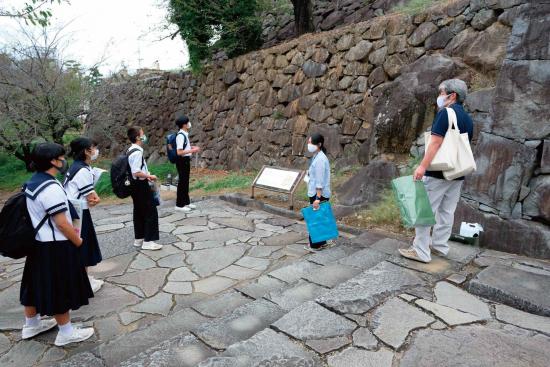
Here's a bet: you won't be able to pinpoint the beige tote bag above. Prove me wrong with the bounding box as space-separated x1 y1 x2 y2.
424 107 457 171
443 110 476 180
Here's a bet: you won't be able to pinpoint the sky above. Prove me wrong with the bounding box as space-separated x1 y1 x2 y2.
0 0 190 74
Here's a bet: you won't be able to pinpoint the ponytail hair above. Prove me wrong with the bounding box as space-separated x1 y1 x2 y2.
311 133 327 154
69 137 96 161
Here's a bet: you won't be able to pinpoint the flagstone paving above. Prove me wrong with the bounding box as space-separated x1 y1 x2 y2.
0 198 549 366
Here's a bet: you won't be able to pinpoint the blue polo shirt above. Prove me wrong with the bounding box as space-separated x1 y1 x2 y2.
425 103 473 181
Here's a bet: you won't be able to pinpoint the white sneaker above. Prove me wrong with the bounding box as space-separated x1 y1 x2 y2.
89 276 104 293
22 318 57 339
187 204 197 210
141 241 163 251
54 327 94 346
175 206 192 213
133 239 144 247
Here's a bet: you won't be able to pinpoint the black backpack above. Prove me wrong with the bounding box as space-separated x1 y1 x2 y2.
0 190 50 259
166 132 187 164
110 148 143 198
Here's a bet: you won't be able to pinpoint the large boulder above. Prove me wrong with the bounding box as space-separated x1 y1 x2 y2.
464 133 537 217
372 54 471 154
336 160 398 206
491 2 550 139
523 175 550 223
453 199 550 259
491 60 550 140
506 1 550 61
463 22 511 74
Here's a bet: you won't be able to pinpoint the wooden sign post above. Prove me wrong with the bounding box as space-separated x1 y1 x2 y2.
251 166 305 210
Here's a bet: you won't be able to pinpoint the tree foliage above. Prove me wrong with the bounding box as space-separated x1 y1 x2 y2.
0 0 69 27
167 0 263 73
0 26 98 170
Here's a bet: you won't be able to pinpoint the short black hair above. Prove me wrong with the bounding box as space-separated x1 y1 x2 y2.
127 126 142 143
69 137 97 161
175 115 189 128
30 142 66 172
311 133 327 154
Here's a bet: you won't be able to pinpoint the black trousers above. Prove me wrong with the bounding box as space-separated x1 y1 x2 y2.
130 180 159 242
308 195 329 249
176 156 191 208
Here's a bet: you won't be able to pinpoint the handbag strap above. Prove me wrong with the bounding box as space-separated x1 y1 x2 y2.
445 107 460 133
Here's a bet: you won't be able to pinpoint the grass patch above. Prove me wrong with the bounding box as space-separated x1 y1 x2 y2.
190 171 255 193
363 189 401 227
391 0 441 15
0 153 32 191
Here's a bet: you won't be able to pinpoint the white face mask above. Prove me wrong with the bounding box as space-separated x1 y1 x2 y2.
91 149 99 161
187 122 192 129
307 143 318 153
437 95 447 109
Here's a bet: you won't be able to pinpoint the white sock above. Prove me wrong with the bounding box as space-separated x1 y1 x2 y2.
25 314 40 328
58 321 74 336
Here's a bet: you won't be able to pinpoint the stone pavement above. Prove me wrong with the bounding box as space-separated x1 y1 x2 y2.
0 198 549 366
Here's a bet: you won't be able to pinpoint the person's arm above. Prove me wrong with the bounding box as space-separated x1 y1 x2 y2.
52 212 82 247
133 171 157 181
129 151 157 181
77 170 100 206
85 191 100 206
312 159 325 210
413 135 444 180
176 135 199 156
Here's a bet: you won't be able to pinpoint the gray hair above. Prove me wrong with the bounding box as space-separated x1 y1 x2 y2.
438 79 468 103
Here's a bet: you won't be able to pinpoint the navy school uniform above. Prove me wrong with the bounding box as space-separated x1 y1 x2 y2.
63 160 103 267
20 172 93 316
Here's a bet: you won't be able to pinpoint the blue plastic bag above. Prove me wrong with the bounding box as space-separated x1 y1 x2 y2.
301 202 339 243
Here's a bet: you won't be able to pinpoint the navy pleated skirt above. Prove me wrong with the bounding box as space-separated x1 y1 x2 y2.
20 240 93 316
79 209 102 267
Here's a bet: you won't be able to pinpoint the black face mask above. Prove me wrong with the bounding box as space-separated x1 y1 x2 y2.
56 159 69 175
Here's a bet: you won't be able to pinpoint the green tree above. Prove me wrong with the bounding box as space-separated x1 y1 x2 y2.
0 0 69 27
0 26 93 170
167 0 263 73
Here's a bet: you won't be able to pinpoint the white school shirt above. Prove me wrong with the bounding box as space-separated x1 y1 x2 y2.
128 144 149 180
176 129 191 157
65 164 95 201
26 181 72 242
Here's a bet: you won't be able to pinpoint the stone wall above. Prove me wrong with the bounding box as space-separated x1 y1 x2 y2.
261 0 402 48
86 0 550 258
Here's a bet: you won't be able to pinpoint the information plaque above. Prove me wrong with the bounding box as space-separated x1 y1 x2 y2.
251 166 305 210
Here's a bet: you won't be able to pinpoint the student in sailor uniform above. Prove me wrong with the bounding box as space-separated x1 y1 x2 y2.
127 126 162 251
20 142 94 346
64 137 104 293
174 115 201 212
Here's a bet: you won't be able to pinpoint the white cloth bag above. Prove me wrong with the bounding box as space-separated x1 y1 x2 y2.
442 111 476 179
424 107 457 171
